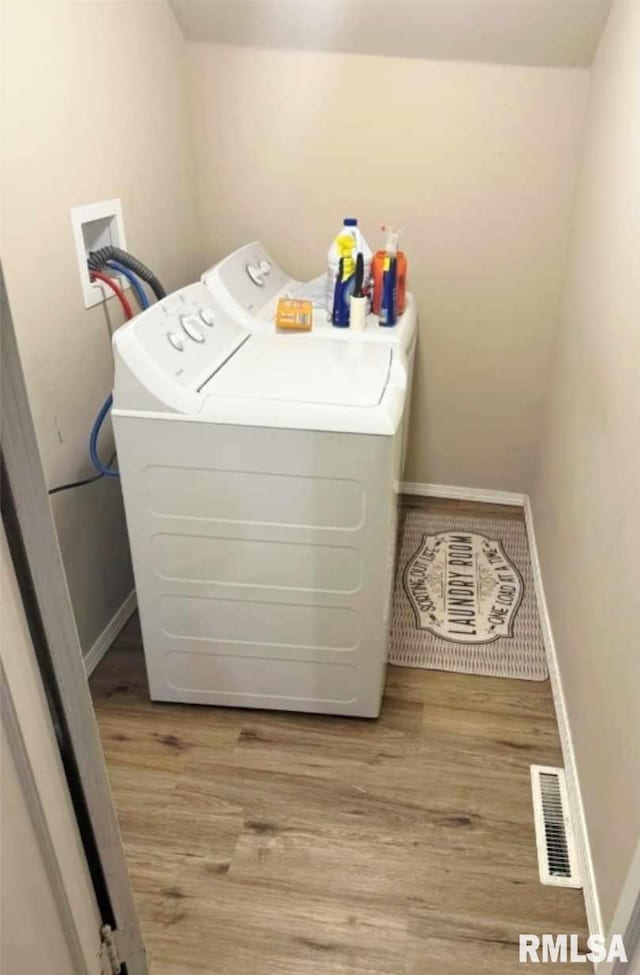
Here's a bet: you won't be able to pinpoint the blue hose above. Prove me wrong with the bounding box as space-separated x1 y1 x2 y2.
87 265 149 479
106 260 150 310
89 393 119 478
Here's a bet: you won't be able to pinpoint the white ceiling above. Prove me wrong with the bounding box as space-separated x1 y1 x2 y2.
169 0 612 68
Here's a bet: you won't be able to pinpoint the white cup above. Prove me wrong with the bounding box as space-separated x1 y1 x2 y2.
350 295 367 332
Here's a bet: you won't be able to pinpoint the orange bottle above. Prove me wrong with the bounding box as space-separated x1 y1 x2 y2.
371 227 407 316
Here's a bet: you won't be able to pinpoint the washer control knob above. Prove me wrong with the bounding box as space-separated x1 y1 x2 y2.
246 264 265 287
199 307 215 327
167 331 185 351
259 259 272 275
181 315 205 343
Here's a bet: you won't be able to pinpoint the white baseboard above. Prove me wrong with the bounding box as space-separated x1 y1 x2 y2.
83 590 137 678
401 480 527 507
524 497 604 948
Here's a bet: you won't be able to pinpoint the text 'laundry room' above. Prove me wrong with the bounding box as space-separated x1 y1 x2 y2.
1 2 638 974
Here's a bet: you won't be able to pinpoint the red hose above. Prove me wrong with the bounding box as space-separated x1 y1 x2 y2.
90 269 134 320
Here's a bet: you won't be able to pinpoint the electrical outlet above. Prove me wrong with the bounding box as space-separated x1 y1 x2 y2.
70 199 128 309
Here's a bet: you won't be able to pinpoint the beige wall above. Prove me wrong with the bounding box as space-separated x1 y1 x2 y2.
188 43 588 491
531 0 640 930
1 1 203 653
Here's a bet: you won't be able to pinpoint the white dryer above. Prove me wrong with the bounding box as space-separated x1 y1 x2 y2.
112 278 413 717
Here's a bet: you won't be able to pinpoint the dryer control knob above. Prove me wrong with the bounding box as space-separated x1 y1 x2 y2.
246 264 265 287
199 307 215 327
181 315 205 343
259 259 272 275
167 331 185 351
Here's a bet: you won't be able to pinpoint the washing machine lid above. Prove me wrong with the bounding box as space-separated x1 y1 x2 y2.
201 335 392 408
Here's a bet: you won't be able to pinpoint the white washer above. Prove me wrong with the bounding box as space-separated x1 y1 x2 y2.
112 262 416 718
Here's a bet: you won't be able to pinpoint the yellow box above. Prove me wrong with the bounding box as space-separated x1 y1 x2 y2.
275 298 313 332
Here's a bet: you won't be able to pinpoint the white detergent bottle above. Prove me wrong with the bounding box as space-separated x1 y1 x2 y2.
326 218 372 318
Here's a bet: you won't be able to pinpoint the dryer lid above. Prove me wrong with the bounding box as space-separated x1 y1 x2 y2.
201 334 392 408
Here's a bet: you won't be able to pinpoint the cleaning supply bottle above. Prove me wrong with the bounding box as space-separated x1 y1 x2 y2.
331 236 357 326
349 251 367 331
372 226 407 320
326 218 372 317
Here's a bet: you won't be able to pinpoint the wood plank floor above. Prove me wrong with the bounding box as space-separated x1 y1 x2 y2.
90 498 590 974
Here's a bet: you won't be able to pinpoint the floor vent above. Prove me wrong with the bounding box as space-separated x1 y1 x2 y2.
530 766 581 888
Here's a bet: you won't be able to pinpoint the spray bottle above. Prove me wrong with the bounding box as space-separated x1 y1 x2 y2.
372 226 407 323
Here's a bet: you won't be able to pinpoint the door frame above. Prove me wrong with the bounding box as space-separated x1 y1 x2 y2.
1 264 147 975
1 519 104 974
606 841 640 975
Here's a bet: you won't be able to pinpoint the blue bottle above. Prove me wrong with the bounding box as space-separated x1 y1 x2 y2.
331 236 357 327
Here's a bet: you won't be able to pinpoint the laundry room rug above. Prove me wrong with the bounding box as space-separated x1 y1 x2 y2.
388 510 548 680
